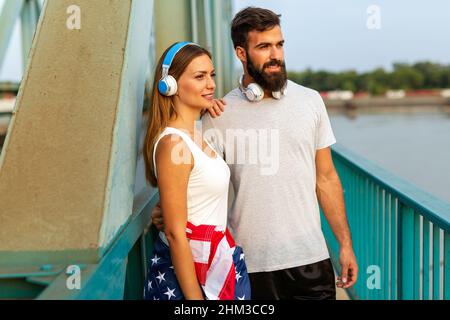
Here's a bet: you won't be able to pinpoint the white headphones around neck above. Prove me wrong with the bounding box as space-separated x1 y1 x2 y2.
238 75 287 102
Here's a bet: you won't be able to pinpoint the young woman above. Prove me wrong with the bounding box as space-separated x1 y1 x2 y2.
142 42 251 300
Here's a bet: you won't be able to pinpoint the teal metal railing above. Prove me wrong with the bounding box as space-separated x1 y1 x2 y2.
36 143 450 300
323 144 450 300
7 143 449 299
34 189 159 299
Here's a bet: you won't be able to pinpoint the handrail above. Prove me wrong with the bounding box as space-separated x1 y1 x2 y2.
324 144 450 300
331 144 450 232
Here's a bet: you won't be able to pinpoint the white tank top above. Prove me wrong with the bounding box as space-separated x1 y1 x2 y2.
153 127 230 229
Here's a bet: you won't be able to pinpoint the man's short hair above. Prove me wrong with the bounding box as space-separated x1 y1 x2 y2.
231 7 281 49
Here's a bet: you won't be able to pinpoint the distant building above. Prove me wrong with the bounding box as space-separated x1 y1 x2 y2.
386 90 405 99
441 89 450 98
0 98 15 114
0 83 18 114
0 82 19 100
324 90 354 101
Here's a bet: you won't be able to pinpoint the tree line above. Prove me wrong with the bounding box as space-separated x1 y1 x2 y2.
288 61 450 95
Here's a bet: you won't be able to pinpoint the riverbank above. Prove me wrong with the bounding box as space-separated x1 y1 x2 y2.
325 96 450 117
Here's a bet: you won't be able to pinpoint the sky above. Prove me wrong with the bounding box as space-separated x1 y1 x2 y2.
1 0 449 81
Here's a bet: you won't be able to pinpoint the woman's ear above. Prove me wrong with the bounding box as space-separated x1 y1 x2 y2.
235 46 247 63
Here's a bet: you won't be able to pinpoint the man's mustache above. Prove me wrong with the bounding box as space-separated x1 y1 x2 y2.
263 59 285 69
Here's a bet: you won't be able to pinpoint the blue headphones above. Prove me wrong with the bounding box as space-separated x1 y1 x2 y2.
157 42 197 96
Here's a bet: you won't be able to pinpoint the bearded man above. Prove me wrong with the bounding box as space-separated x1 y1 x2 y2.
202 7 358 300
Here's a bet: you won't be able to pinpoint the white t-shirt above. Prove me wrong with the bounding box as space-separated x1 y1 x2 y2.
202 80 337 273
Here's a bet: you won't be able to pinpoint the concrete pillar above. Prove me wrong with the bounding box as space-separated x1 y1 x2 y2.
0 0 153 267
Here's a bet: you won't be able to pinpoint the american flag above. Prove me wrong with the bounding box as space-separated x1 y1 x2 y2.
144 222 251 300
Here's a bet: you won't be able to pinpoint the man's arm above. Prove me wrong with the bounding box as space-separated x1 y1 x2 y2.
315 147 358 288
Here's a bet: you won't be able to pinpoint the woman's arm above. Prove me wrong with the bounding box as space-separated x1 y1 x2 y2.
155 134 204 300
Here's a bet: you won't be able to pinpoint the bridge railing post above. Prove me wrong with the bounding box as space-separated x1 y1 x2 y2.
398 203 415 300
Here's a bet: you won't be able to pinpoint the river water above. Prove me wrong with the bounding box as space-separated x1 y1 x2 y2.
330 112 450 204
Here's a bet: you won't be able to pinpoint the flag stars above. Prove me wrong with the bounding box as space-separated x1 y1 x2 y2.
240 253 245 261
156 271 166 284
164 287 176 300
236 271 242 282
151 254 161 266
238 295 246 300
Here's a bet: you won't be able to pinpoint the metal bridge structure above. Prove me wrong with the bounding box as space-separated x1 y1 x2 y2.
0 0 448 300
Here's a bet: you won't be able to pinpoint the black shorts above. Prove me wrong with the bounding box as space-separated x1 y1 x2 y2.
248 258 336 300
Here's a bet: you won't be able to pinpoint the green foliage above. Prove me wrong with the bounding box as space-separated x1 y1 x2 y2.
288 61 450 95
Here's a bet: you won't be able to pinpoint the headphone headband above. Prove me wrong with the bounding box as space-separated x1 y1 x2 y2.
162 41 194 71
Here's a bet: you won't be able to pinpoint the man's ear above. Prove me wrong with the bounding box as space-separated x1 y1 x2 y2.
235 46 247 63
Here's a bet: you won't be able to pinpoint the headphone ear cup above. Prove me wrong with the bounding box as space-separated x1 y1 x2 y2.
165 75 178 96
243 88 255 101
158 75 178 96
158 78 169 95
246 83 264 102
272 91 281 100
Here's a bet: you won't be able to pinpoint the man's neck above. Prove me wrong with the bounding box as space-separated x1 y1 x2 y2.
242 73 254 88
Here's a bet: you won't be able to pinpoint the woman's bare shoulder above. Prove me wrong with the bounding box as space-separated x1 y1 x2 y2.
155 134 193 170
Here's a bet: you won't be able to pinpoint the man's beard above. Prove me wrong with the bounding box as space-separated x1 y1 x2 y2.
246 53 287 92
